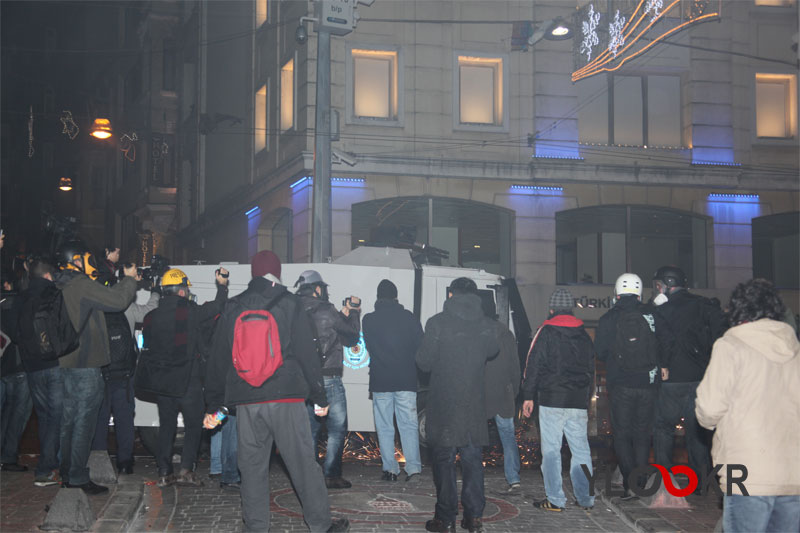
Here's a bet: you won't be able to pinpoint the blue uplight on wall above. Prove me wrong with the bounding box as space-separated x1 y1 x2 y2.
707 193 759 201
290 176 312 189
510 185 564 195
533 143 583 160
244 206 260 217
290 176 365 190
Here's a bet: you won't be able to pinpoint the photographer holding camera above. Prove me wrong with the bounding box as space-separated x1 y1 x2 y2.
295 270 360 489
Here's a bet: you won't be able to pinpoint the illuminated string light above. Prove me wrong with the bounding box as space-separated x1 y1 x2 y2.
580 5 601 61
60 110 79 140
28 105 34 158
120 132 138 162
609 10 626 58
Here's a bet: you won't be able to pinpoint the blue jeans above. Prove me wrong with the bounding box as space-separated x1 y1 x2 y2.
220 414 239 484
210 429 222 475
1 372 32 464
539 406 594 508
432 438 485 522
372 391 421 476
723 495 800 533
307 376 347 478
27 367 64 476
60 368 105 485
494 415 521 485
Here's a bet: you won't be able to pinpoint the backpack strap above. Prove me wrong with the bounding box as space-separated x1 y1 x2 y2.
522 326 544 379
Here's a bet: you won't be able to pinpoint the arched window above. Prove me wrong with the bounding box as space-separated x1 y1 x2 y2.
351 197 513 276
556 205 708 288
753 212 799 288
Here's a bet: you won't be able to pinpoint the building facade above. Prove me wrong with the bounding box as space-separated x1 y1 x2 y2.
175 0 799 322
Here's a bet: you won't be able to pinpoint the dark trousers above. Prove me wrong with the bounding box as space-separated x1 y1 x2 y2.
92 378 136 466
654 381 711 475
60 368 105 485
609 385 657 490
238 402 331 532
27 367 64 476
307 376 347 478
1 372 32 464
220 413 239 484
432 439 485 523
156 376 204 475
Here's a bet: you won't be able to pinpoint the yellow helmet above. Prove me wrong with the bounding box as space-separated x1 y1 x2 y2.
160 268 192 287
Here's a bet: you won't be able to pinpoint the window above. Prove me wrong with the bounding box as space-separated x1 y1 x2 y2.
753 212 799 288
255 84 267 152
256 0 267 27
281 59 294 131
578 74 682 147
162 40 176 92
458 55 503 126
556 206 708 288
351 49 398 121
754 0 795 6
756 74 797 138
351 197 513 276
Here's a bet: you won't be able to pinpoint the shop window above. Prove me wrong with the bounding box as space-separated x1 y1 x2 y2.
351 197 513 277
556 205 708 288
280 58 294 131
256 0 267 27
756 73 797 139
753 212 799 288
458 55 503 126
255 83 267 152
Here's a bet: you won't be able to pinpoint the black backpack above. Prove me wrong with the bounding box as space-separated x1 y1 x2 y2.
614 308 658 373
18 285 88 360
103 311 137 381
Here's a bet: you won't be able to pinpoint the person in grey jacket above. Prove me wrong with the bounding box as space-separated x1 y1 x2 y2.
56 241 137 494
295 270 360 489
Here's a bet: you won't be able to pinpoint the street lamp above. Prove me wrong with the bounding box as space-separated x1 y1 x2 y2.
89 118 113 139
545 18 573 41
58 177 73 191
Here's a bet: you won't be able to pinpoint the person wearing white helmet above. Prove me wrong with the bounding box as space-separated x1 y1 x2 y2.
595 273 661 499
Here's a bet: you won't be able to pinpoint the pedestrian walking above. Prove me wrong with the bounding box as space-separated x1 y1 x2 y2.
362 279 424 483
696 279 800 533
522 288 595 512
416 277 502 533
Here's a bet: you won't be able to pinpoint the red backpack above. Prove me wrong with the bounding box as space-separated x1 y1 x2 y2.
232 294 286 387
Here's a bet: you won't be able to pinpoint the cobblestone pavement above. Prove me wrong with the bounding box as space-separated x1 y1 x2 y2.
132 457 633 533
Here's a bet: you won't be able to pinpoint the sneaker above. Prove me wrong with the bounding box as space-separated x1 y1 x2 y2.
220 481 241 491
325 477 352 489
460 517 484 532
381 471 398 482
506 482 521 492
117 462 134 475
34 471 60 487
327 517 350 533
533 498 563 512
157 473 176 488
1 462 28 472
63 480 109 495
176 469 204 487
572 500 594 511
405 472 420 483
425 518 456 532
620 489 638 501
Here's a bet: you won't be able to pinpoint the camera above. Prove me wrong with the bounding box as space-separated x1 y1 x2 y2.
137 254 171 288
294 24 308 45
342 297 360 309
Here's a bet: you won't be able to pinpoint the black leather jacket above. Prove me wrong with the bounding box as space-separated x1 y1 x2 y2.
297 291 360 377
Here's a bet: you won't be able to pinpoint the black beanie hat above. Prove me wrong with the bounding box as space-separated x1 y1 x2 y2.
377 279 398 299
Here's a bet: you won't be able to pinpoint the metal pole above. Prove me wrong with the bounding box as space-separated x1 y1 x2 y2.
312 28 332 262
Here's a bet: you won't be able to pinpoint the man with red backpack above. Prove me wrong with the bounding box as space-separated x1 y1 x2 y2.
204 250 350 533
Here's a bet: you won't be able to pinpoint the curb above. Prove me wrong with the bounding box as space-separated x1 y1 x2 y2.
600 491 680 533
91 475 145 533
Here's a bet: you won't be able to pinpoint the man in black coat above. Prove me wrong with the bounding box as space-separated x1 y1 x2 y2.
204 251 349 533
650 266 726 476
522 288 595 512
362 279 424 482
295 270 360 489
595 273 660 497
138 267 228 487
416 277 501 533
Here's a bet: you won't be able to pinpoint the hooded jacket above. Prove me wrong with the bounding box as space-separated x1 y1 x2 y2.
297 290 360 377
204 278 327 413
521 314 595 410
695 319 800 496
362 298 423 393
56 270 137 368
416 293 501 448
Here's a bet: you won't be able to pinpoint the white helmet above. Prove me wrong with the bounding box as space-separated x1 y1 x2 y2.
615 273 642 298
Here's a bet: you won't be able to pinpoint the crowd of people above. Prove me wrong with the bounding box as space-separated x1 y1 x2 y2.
1 232 798 533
